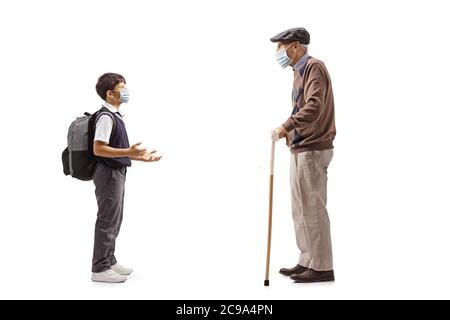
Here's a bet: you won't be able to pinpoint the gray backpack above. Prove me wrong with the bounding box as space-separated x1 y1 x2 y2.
62 108 116 181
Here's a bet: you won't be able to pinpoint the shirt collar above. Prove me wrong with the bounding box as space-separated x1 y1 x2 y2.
293 53 310 71
102 102 123 116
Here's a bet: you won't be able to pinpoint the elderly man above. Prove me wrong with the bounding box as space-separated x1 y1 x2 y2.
271 27 336 283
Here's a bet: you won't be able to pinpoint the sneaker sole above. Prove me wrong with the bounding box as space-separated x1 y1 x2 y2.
91 278 127 283
112 271 133 276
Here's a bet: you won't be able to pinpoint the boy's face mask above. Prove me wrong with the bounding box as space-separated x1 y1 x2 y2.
118 88 130 103
110 88 130 103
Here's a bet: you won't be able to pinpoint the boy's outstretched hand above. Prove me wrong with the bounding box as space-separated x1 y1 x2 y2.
129 142 148 157
139 150 162 162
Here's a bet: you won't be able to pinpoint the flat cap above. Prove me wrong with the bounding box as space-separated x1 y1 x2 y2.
270 27 310 44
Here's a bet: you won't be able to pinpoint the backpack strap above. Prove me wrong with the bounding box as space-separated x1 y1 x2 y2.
94 107 117 138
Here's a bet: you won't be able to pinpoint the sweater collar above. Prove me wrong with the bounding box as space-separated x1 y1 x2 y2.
293 53 310 71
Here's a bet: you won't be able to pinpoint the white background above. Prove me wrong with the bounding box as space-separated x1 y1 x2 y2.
1 0 449 299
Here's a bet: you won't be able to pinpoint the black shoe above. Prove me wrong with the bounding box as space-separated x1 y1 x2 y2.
291 269 335 283
279 264 308 277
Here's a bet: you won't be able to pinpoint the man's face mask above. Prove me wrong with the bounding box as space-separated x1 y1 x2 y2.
275 43 294 69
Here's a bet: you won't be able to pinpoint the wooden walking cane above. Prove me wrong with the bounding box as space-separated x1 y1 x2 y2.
264 140 276 286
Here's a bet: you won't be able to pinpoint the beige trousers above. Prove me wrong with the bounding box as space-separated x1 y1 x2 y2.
290 149 334 271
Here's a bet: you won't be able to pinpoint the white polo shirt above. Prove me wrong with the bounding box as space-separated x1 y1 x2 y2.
94 102 124 144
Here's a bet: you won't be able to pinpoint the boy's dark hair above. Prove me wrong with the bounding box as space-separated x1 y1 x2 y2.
96 73 126 101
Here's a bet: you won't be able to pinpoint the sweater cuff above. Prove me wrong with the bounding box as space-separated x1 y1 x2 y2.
282 118 296 132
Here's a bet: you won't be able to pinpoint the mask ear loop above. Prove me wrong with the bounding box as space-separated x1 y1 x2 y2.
279 42 296 61
106 90 120 103
288 42 302 63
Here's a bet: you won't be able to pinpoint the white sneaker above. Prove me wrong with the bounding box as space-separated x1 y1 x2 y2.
91 269 127 283
111 263 133 276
